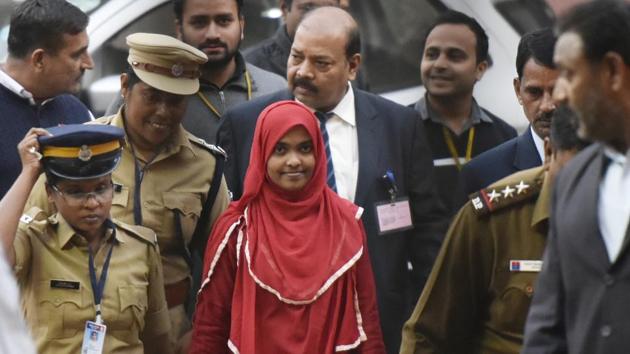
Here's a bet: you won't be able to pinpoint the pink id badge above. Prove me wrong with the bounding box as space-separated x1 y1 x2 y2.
375 198 414 235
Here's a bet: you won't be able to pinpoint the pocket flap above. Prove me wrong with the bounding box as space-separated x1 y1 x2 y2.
38 280 83 308
118 285 148 312
162 192 202 217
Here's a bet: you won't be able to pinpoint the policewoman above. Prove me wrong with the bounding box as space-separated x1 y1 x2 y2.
0 125 171 354
26 33 231 352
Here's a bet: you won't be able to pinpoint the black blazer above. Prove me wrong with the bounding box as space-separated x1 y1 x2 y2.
456 128 542 205
216 89 447 354
523 143 630 354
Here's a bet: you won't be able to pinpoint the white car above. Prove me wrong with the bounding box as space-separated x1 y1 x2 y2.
1 0 565 129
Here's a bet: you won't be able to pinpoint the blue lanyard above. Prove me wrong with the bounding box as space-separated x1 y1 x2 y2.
88 241 114 324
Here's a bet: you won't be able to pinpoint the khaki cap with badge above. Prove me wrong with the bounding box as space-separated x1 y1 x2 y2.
126 32 208 95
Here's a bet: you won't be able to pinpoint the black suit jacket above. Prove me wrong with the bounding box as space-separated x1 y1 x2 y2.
216 89 447 354
523 143 630 354
456 128 542 205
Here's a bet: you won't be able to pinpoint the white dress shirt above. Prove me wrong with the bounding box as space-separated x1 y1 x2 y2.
531 126 545 164
298 83 359 202
0 68 38 105
599 148 630 262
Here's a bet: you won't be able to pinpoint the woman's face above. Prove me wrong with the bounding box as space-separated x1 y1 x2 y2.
266 126 316 191
47 175 113 239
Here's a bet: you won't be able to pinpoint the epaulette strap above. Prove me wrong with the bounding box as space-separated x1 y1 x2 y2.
188 135 227 160
114 220 158 246
469 177 542 217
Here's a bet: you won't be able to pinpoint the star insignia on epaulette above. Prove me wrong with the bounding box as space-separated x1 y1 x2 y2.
502 185 515 198
488 189 501 202
515 180 530 194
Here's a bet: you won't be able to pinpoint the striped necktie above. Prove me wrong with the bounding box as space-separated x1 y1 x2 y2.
315 111 337 192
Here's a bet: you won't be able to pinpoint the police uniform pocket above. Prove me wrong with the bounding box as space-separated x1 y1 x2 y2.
162 192 202 245
112 184 130 207
113 285 148 342
494 275 536 334
37 281 85 339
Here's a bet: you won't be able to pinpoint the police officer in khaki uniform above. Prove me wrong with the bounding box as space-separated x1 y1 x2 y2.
399 105 589 354
25 33 230 352
0 124 171 354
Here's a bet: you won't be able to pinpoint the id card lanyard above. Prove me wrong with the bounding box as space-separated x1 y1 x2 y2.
442 126 475 170
197 70 252 118
89 243 114 324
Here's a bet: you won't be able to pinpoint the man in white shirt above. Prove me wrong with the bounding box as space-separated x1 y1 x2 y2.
523 2 630 353
216 6 447 353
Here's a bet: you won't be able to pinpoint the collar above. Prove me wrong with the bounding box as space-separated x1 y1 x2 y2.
0 68 43 106
530 126 546 163
52 214 120 249
531 168 551 228
114 107 196 161
415 94 492 127
295 83 356 126
199 52 253 92
603 146 630 175
274 25 293 51
328 83 356 126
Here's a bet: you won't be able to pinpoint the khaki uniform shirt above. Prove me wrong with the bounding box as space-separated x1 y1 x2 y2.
26 111 230 285
14 207 170 354
400 166 550 354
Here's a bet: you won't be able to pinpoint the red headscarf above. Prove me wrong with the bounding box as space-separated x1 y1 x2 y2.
203 100 364 301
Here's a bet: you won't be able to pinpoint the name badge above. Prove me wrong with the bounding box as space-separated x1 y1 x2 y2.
375 198 414 235
51 279 80 290
81 320 106 354
509 260 543 272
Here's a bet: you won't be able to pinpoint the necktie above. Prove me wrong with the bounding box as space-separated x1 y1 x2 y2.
315 111 337 192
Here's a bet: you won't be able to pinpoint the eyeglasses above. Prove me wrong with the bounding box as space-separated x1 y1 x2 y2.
51 182 114 206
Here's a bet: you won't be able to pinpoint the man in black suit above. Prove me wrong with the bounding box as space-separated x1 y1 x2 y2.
217 6 446 354
523 2 630 353
457 28 558 203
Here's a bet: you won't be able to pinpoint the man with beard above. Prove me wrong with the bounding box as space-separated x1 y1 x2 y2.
457 28 558 204
0 0 94 198
523 2 630 353
217 7 448 353
411 10 516 214
106 0 286 144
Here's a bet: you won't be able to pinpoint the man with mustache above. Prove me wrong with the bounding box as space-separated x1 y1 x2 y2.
411 10 517 214
106 0 286 144
0 0 94 198
457 28 558 205
217 7 448 353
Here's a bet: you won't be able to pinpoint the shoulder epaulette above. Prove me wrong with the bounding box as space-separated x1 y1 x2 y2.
188 134 227 160
469 175 543 217
19 206 48 225
114 220 158 246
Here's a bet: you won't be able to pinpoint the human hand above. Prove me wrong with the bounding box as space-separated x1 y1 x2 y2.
17 127 51 176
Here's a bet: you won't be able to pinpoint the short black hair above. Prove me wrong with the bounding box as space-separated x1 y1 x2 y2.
550 104 590 152
557 0 630 66
124 65 142 90
8 0 88 59
515 28 556 79
345 21 361 58
422 10 489 64
173 0 244 23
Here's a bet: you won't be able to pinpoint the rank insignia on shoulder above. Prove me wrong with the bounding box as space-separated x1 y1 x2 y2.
20 214 33 224
189 136 227 159
469 178 540 217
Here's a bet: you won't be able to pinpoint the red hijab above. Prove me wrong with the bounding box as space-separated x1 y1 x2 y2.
203 100 364 301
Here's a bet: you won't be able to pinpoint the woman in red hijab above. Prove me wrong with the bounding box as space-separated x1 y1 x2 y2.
189 101 385 353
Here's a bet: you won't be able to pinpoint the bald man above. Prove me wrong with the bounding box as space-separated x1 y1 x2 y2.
216 7 447 353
